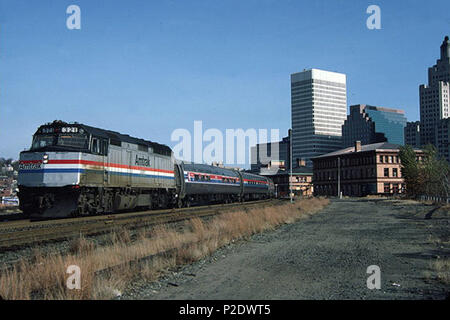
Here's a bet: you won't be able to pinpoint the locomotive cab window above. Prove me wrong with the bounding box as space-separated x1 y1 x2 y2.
31 131 89 151
91 137 108 155
32 135 54 149
57 134 88 149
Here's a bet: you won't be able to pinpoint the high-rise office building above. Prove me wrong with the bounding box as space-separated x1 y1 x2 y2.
436 118 450 162
291 69 347 166
419 36 450 146
342 105 407 148
404 121 421 148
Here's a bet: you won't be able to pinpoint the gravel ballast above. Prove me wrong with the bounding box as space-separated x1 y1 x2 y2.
121 198 449 300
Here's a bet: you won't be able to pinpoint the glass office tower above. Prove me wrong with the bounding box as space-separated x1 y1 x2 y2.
342 105 407 148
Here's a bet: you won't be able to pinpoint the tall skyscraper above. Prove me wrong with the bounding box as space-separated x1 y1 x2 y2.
436 118 450 162
291 69 347 166
342 104 407 148
419 36 450 146
404 121 421 148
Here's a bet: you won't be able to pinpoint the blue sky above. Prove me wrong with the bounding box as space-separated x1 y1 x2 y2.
0 0 449 162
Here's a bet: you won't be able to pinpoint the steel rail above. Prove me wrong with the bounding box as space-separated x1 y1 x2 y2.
0 199 279 250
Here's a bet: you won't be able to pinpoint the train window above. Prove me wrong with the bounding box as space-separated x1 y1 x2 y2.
100 140 108 155
92 138 99 154
31 133 89 150
57 134 89 149
32 135 54 149
194 175 199 181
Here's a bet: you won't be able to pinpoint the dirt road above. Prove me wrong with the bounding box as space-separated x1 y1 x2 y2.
123 199 450 300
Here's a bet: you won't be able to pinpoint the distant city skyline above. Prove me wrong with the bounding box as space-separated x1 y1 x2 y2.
1 0 450 163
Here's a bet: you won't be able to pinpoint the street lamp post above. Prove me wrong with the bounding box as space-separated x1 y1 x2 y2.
337 156 341 199
290 134 294 203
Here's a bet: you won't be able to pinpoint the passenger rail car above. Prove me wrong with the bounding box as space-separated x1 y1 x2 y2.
175 162 242 207
240 172 273 200
174 162 274 206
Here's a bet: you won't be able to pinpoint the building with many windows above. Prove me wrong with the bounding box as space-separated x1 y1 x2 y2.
263 166 314 198
250 132 290 173
419 36 450 146
404 121 421 148
342 104 407 148
436 118 450 162
291 69 347 167
312 141 423 197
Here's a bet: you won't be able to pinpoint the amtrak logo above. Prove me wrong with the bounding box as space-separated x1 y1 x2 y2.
19 162 42 170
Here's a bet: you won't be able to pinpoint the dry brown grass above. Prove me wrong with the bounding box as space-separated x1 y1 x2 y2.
427 233 450 285
365 195 388 199
0 198 329 300
68 234 95 256
432 259 450 285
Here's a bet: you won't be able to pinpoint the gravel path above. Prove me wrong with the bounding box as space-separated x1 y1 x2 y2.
122 198 450 300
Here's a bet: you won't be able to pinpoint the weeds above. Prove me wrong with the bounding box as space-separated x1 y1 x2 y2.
432 259 450 285
0 198 329 300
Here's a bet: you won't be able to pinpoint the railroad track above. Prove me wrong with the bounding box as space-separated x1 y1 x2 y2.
0 199 280 250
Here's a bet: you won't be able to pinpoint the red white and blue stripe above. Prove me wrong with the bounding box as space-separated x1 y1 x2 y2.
19 159 175 180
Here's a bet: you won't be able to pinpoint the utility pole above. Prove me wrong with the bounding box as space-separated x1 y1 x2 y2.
290 131 294 203
337 156 341 198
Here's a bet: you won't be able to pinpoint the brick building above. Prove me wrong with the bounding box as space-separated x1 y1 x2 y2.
312 141 423 197
264 166 313 197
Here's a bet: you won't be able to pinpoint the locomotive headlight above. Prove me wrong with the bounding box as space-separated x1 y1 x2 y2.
43 154 49 164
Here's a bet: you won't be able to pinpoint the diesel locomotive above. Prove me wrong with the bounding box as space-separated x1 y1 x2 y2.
18 121 274 218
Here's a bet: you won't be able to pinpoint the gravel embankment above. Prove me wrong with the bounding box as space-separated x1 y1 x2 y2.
121 198 450 300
